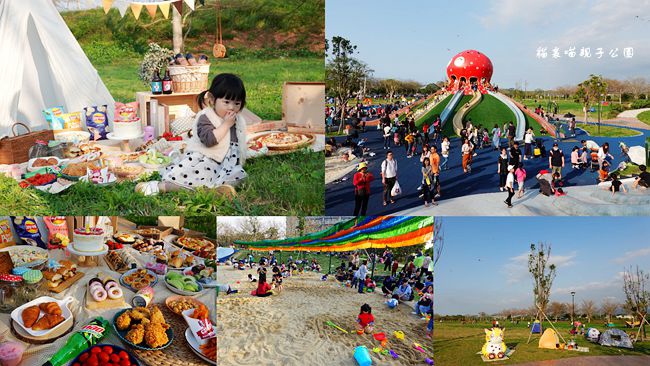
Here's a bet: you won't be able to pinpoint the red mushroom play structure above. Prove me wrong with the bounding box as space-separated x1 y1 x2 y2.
446 50 493 94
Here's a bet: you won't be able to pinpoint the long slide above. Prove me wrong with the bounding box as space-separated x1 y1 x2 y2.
452 90 482 135
439 90 464 128
489 91 527 141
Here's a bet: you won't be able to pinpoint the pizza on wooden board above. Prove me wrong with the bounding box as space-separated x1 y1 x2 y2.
253 132 314 150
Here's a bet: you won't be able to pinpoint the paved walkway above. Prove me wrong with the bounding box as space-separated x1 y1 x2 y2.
516 355 650 366
617 108 650 118
601 108 650 130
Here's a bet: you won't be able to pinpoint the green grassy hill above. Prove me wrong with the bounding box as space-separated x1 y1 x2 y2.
62 0 324 61
418 94 544 137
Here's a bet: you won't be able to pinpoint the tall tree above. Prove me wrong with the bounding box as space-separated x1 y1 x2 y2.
239 217 266 242
528 243 557 315
575 74 607 129
580 299 596 323
326 36 372 133
622 266 649 340
600 298 619 324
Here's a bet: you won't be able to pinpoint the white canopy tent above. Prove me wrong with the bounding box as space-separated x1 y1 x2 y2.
0 0 115 137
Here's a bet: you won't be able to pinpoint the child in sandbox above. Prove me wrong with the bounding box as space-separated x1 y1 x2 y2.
136 73 248 196
356 304 375 335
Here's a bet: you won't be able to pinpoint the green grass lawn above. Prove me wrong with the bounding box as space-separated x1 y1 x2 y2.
578 123 641 137
99 56 324 120
517 98 617 120
0 150 323 215
231 249 397 277
434 320 650 365
637 110 650 126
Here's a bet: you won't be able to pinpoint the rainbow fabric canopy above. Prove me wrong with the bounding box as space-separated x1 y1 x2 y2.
234 216 434 252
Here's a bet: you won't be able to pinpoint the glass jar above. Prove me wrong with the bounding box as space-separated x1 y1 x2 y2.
47 141 65 159
18 270 45 303
28 140 50 159
0 274 23 313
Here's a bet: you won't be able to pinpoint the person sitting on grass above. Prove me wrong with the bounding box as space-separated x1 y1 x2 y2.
355 304 375 335
364 275 376 291
394 281 413 302
247 274 257 282
610 173 627 197
251 271 272 297
414 284 433 317
137 73 248 197
633 164 650 190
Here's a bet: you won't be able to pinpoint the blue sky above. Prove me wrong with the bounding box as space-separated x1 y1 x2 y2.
326 0 650 89
435 217 650 315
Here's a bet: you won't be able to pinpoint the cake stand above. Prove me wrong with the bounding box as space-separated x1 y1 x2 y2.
66 244 109 267
107 132 144 152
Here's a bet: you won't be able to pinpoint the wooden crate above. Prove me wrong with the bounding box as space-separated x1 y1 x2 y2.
282 82 325 134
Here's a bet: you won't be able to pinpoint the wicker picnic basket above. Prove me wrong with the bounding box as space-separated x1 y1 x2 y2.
0 122 54 164
168 64 210 93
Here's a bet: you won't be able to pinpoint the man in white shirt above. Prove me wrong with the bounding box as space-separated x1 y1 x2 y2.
504 164 515 208
381 151 398 206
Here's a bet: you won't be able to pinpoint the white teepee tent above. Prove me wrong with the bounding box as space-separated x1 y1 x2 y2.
0 0 115 137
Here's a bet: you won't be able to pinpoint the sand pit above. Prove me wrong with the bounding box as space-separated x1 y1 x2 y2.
217 266 432 365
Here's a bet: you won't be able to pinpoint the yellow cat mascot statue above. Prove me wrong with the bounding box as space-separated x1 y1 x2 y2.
482 327 506 359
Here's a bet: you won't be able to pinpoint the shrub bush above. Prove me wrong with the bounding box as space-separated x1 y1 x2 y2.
83 41 137 65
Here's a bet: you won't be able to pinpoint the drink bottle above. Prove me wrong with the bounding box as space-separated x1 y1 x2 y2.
42 317 110 366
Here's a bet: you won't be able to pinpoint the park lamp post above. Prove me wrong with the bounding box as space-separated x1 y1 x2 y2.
571 291 576 324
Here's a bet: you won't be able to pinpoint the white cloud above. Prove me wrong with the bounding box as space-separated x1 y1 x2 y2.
502 250 576 284
477 0 583 29
611 248 650 264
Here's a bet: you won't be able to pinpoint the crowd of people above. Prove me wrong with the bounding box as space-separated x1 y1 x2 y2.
346 96 650 214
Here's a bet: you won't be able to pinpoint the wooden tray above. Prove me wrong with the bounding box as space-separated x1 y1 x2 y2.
49 271 85 293
10 317 74 344
85 286 130 310
131 304 212 366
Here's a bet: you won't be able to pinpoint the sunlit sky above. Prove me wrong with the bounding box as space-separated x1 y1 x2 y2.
326 0 650 89
435 217 650 315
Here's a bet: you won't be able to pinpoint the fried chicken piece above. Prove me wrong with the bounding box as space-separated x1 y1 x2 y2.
149 306 166 325
130 307 150 322
125 324 145 345
116 311 132 330
144 322 169 348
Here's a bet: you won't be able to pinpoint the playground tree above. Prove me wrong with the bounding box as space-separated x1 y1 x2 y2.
528 243 556 314
326 36 373 133
622 265 649 340
576 74 608 131
601 298 619 324
580 299 596 323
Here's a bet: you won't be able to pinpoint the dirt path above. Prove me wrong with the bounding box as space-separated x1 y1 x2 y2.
516 355 650 366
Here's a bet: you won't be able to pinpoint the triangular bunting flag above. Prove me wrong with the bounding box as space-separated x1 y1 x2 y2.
184 0 195 11
172 0 183 16
145 4 158 19
159 2 171 19
131 3 143 19
116 1 130 17
102 0 113 14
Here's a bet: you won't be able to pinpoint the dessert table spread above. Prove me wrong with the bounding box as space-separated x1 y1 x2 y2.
0 231 216 366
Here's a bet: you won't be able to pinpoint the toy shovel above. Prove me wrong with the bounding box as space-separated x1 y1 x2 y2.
325 321 349 334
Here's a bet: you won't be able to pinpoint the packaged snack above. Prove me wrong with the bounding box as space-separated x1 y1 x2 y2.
182 306 215 345
58 112 83 131
83 105 108 140
114 102 139 121
43 107 65 129
43 217 70 249
10 217 47 249
0 219 14 246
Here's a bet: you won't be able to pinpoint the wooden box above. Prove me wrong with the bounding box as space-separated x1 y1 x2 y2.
136 225 174 240
282 82 325 134
0 123 54 164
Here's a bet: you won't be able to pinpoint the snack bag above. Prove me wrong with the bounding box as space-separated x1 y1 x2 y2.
59 112 83 131
84 105 109 140
10 217 47 249
115 102 139 121
43 107 65 129
0 218 15 247
43 217 70 249
182 306 215 345
87 166 109 184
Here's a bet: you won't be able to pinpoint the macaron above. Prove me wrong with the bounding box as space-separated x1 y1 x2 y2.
11 267 29 276
22 270 43 284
